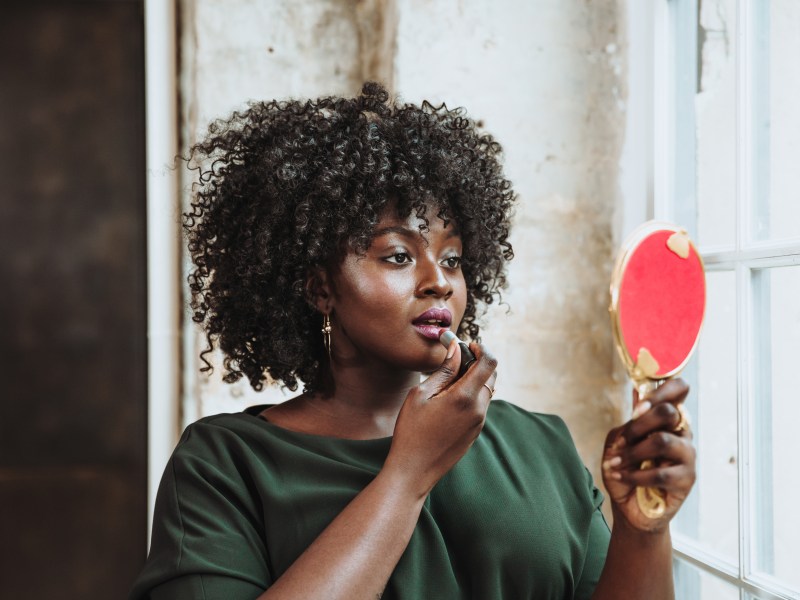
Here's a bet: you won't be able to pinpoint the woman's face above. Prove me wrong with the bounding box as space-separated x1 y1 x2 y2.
327 204 467 373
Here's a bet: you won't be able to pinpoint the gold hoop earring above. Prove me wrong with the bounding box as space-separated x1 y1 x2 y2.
321 314 332 358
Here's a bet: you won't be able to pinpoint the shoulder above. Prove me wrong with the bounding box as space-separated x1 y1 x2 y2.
172 409 267 454
460 400 604 517
481 399 588 478
162 412 259 485
133 411 273 598
162 410 277 487
485 399 574 442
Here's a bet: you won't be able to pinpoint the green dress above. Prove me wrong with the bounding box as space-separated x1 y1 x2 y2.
130 400 610 599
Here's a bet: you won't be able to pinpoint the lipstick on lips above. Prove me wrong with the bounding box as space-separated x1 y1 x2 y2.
439 330 477 377
413 308 476 376
412 307 453 340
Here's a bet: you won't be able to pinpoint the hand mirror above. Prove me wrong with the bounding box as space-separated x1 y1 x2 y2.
609 221 706 518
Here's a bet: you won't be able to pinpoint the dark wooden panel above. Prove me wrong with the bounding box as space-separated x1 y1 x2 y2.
0 2 147 468
0 2 147 598
0 468 145 598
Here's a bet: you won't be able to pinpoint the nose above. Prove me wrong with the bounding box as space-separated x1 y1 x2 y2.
416 258 453 299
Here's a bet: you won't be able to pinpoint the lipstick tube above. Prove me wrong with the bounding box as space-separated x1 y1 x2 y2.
439 330 477 377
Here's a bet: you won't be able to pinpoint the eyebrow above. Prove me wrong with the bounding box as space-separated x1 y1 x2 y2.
372 225 461 240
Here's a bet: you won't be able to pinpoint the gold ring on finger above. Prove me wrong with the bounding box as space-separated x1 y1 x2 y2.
482 383 495 398
673 404 689 432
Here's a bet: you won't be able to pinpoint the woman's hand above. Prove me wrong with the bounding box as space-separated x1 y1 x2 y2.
383 339 498 499
601 378 697 532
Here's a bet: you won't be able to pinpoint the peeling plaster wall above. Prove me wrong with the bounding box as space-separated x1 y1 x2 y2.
179 0 628 492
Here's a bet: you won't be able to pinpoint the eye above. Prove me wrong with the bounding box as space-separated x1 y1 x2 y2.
441 255 462 269
384 252 413 265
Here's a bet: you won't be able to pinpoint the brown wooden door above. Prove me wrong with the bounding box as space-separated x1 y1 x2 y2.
0 2 148 598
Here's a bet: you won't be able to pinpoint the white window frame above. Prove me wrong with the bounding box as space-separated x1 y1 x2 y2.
651 1 800 599
144 0 182 541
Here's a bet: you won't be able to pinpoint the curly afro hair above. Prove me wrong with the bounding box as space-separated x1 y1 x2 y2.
185 82 515 392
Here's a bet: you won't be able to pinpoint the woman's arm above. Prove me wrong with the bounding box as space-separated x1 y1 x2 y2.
259 341 498 600
258 465 424 600
591 379 696 600
590 512 674 600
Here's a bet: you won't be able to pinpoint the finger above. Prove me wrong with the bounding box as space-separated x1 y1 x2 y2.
485 370 498 392
419 337 462 398
440 342 497 409
624 401 685 445
618 432 696 470
451 342 498 400
603 425 626 454
476 371 499 408
642 378 690 407
619 464 696 493
631 379 690 430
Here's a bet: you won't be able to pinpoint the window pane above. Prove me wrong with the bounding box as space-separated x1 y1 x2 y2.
752 1 800 241
674 270 738 565
752 266 800 590
674 558 740 599
695 0 738 247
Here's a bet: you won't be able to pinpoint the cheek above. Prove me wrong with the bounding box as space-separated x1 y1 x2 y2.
348 270 395 304
453 275 468 317
334 264 410 318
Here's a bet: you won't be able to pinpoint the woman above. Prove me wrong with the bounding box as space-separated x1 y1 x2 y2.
131 83 695 599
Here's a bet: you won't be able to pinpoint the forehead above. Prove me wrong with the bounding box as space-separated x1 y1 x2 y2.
373 202 460 239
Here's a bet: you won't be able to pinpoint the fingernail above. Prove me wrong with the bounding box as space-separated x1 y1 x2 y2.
440 329 457 347
446 340 456 360
603 456 622 470
613 436 626 450
610 471 622 481
631 401 652 420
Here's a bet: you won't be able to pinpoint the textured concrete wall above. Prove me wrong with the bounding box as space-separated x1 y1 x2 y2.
179 0 629 492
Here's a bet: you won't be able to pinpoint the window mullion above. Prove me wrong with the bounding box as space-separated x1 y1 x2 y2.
737 261 750 584
750 268 775 582
736 0 753 252
667 0 699 234
735 0 750 584
701 243 800 267
653 0 674 218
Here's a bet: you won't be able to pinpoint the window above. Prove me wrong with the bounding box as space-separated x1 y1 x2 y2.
653 1 800 598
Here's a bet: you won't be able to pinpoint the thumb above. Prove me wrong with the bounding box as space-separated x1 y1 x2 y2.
419 337 461 398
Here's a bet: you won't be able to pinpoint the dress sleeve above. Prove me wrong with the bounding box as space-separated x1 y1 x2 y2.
129 423 272 600
573 468 612 600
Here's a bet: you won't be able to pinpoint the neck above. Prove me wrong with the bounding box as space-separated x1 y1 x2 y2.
315 357 421 438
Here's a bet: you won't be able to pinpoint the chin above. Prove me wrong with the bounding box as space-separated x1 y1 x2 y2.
369 337 447 374
408 350 447 375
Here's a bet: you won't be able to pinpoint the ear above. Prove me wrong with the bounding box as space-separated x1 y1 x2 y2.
305 267 334 313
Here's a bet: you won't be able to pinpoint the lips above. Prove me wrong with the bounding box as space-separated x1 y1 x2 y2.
412 307 453 340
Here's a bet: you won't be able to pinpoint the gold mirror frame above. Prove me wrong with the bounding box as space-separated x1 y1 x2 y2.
608 220 706 518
